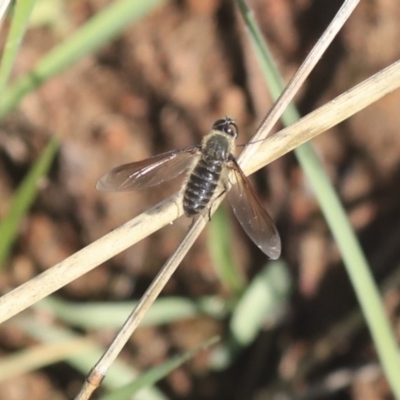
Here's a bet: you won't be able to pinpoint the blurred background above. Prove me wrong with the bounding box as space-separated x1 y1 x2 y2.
0 0 399 399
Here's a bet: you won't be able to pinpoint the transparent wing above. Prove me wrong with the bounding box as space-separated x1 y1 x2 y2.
226 157 281 259
96 146 200 192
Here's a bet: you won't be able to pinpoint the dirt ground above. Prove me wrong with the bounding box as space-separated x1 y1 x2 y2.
0 0 400 399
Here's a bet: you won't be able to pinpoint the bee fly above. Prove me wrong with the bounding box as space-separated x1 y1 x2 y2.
97 117 281 259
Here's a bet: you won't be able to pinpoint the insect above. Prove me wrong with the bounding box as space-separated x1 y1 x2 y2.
97 117 281 259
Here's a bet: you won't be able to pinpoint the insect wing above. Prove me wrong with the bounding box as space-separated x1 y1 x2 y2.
97 146 200 192
227 158 281 259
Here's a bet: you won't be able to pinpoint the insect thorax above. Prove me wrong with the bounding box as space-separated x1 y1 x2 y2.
201 131 235 163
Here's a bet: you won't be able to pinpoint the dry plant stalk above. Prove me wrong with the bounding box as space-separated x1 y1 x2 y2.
238 0 360 165
71 49 400 395
1 0 400 398
0 60 399 325
0 0 369 326
77 57 400 400
0 0 12 27
75 0 363 397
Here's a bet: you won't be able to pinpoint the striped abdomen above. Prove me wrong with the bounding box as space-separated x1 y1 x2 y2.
183 158 222 217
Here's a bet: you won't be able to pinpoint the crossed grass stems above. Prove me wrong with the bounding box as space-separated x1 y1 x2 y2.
1 0 400 399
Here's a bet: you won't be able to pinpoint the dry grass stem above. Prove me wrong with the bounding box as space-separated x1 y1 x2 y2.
239 0 359 165
0 59 399 325
248 58 400 176
0 0 12 27
75 217 207 399
0 61 400 322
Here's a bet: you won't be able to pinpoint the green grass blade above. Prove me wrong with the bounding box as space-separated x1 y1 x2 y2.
0 337 93 383
0 137 59 267
99 337 219 400
236 1 400 396
0 0 164 120
29 0 65 30
0 0 36 93
210 262 291 371
35 296 228 330
208 208 246 294
230 261 291 346
16 317 167 400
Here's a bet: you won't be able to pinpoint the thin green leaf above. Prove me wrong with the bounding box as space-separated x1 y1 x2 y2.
35 296 228 330
230 261 291 346
208 207 245 294
0 0 36 93
0 137 59 266
16 317 167 400
0 337 92 382
237 0 400 396
0 0 164 120
99 337 219 400
29 0 65 30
